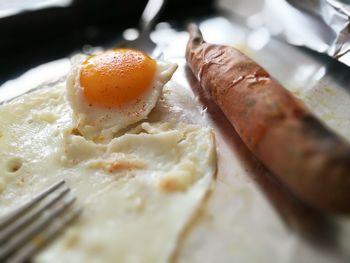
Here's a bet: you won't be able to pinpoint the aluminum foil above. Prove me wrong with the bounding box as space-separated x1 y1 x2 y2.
218 0 350 66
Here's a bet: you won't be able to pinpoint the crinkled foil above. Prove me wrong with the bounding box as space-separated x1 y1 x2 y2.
218 0 350 66
287 0 350 65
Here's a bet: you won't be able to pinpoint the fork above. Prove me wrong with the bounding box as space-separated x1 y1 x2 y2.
0 180 82 263
118 0 166 56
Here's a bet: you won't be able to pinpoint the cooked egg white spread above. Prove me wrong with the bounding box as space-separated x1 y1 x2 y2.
0 49 216 263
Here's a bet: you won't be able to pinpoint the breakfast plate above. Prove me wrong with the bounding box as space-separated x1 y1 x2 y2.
1 15 350 263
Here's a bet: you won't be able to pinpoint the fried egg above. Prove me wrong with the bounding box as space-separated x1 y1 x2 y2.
0 53 216 263
66 49 177 140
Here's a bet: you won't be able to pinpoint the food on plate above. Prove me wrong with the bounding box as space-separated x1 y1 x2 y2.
186 24 350 213
67 48 178 140
0 48 216 262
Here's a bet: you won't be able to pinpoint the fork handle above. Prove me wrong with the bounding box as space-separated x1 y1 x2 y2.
139 0 166 37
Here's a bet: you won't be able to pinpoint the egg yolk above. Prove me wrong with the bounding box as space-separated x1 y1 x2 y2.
80 48 157 108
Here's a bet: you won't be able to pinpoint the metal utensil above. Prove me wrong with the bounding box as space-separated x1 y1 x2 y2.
119 0 166 56
0 180 81 263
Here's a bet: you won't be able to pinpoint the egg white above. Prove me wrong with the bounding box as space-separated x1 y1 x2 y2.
0 80 216 263
66 54 178 141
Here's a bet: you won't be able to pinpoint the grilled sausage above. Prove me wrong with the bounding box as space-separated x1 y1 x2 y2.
186 24 350 213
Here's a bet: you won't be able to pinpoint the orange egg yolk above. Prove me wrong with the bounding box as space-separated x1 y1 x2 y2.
80 48 157 108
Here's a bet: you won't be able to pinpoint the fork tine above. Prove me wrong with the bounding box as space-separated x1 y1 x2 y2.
0 180 66 230
0 185 70 244
7 206 82 263
0 195 76 260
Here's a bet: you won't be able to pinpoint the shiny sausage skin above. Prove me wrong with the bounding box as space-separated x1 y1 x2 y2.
186 24 350 213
